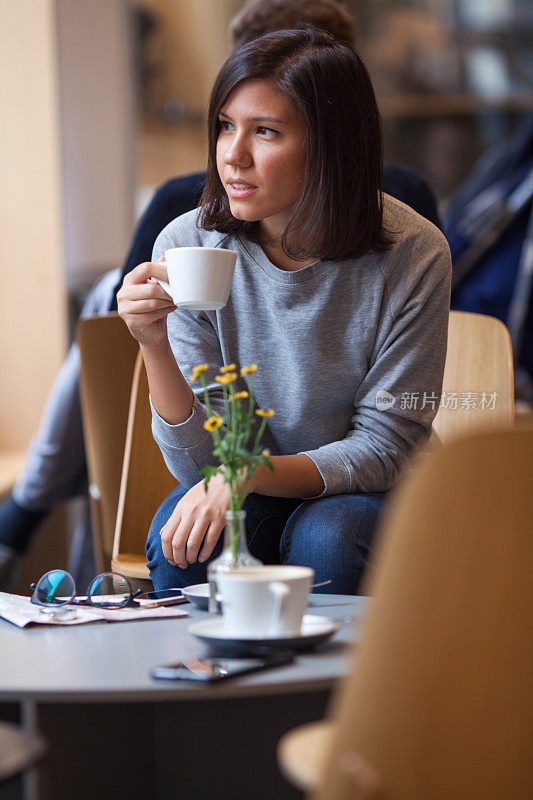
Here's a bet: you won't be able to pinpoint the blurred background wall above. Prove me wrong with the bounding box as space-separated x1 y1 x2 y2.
1 0 66 457
135 0 532 198
139 0 240 119
0 0 135 458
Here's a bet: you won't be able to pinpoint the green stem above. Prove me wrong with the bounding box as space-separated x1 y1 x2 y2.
229 383 236 441
212 427 222 452
237 467 255 508
247 375 254 417
243 375 254 446
253 417 267 451
199 375 213 418
229 472 240 562
221 382 229 412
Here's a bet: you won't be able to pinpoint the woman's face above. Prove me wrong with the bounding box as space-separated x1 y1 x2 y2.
216 78 306 242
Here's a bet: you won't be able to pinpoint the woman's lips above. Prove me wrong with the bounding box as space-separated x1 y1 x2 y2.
227 181 257 198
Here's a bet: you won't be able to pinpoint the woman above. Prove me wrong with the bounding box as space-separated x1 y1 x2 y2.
118 28 451 594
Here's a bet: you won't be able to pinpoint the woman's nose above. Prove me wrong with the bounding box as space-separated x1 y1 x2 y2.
223 134 252 168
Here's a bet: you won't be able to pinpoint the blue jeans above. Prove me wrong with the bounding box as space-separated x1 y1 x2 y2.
146 486 387 595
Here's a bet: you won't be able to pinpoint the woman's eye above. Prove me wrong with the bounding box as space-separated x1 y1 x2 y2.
257 126 277 137
219 120 234 132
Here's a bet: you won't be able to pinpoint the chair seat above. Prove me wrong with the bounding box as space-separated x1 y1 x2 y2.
277 720 334 792
111 553 150 580
0 721 46 782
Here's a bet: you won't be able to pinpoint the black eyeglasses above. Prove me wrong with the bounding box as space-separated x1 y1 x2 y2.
30 569 142 610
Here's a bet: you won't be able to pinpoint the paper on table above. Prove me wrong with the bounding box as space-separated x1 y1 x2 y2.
0 592 189 629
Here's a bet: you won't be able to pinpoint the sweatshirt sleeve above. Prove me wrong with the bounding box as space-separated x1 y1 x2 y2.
148 217 231 488
299 231 452 496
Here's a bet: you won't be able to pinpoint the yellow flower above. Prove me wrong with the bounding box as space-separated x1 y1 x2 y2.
240 364 257 376
190 363 209 381
234 391 249 400
261 449 271 457
256 408 275 418
204 415 222 431
215 373 238 384
220 363 236 373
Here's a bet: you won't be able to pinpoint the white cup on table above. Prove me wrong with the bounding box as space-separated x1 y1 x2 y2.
158 246 237 311
217 565 314 638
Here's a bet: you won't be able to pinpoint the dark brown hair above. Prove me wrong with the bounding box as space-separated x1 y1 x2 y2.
230 0 356 50
199 28 393 261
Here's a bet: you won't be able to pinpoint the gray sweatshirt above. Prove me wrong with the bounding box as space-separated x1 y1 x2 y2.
151 195 451 497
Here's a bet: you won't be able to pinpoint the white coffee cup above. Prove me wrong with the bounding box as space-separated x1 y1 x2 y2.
217 565 314 638
158 247 237 311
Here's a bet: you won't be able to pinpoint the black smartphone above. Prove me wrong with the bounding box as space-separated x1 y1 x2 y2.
151 651 295 682
145 588 183 600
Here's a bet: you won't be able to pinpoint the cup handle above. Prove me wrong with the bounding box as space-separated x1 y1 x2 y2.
156 278 172 297
268 581 291 635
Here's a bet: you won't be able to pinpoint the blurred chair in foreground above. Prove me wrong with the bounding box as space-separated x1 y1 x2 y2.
278 423 533 799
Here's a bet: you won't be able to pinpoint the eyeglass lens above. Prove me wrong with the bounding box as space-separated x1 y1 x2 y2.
35 570 75 606
88 573 131 608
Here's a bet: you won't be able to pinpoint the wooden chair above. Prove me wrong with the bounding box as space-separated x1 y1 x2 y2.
112 349 177 584
77 314 139 572
278 422 533 800
431 310 514 445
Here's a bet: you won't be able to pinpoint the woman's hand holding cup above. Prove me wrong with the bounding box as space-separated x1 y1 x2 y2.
117 257 176 347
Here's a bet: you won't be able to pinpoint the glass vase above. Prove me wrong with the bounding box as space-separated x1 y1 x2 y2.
207 509 262 615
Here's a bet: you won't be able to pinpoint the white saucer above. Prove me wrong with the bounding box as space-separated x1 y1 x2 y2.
182 583 210 610
188 614 341 653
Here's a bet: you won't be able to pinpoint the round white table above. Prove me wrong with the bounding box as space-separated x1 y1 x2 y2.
0 594 368 800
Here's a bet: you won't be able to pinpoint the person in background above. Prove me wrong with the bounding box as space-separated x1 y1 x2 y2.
0 0 442 590
444 117 533 398
118 27 451 593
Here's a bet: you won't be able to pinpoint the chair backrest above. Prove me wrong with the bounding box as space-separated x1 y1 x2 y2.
314 422 533 800
431 310 514 444
112 349 177 581
77 314 139 571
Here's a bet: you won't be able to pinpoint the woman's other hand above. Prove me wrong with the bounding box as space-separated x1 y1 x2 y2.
117 257 175 347
159 472 231 568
